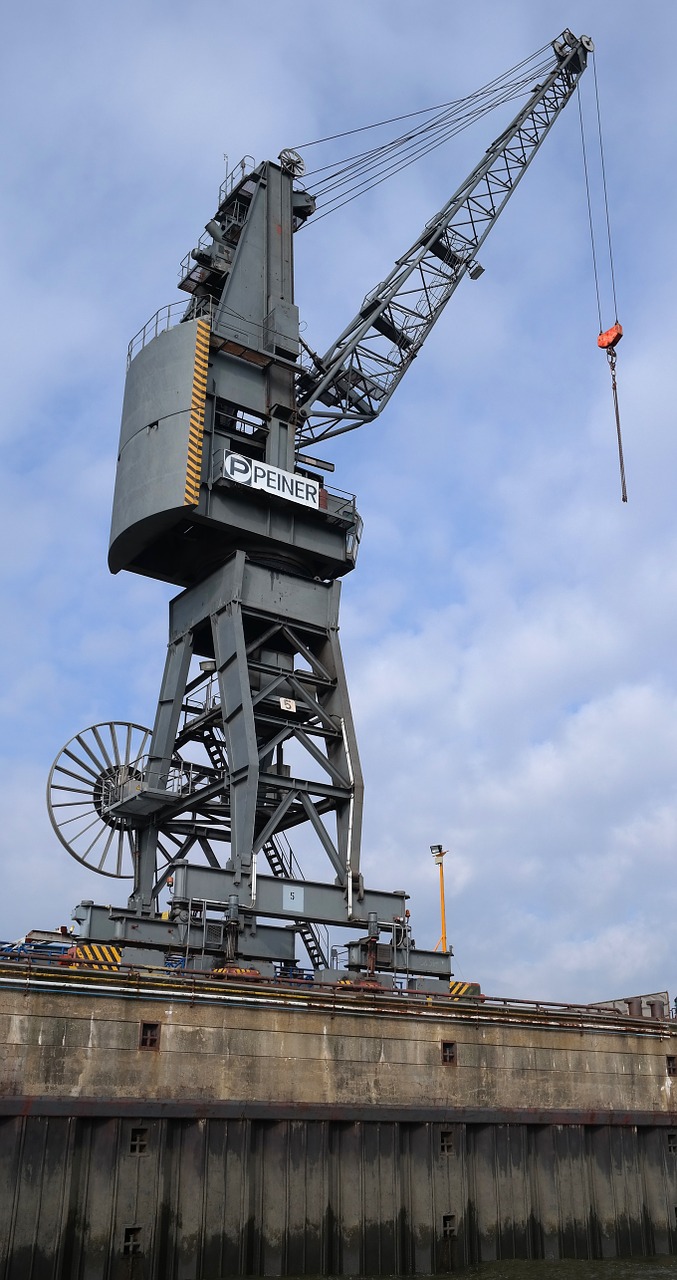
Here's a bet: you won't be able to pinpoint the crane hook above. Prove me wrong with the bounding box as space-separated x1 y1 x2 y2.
598 323 626 503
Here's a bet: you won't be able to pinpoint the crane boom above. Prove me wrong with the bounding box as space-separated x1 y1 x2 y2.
296 30 593 448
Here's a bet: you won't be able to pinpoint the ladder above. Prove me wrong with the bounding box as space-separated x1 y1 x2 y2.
263 835 329 970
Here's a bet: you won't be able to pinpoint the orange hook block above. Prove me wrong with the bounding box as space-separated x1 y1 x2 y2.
598 321 623 350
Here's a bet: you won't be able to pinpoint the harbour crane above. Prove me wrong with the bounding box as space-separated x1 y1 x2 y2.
48 29 594 987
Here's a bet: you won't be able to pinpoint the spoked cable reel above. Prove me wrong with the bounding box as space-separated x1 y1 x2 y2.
47 722 171 880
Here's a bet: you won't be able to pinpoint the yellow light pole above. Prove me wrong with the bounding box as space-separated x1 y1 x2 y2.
431 844 448 952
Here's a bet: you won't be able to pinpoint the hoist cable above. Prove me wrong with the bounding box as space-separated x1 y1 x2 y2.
578 73 627 502
293 100 481 153
308 129 472 225
609 351 628 503
307 84 555 227
592 56 619 320
306 66 549 199
310 96 515 204
293 45 557 221
306 92 520 195
308 66 551 191
305 72 554 222
291 42 552 151
577 85 603 333
303 57 553 184
307 102 492 189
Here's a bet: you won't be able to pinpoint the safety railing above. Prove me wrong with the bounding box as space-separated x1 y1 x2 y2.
322 484 360 527
0 954 673 1035
178 231 212 285
126 296 214 367
102 755 210 811
218 155 256 206
180 671 220 731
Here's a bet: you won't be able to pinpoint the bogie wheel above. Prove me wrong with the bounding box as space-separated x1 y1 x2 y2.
47 722 155 879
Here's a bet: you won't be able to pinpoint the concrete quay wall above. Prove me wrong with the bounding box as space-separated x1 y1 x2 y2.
2 977 677 1276
1 982 677 1115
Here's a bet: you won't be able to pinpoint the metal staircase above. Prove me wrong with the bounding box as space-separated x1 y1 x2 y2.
263 835 329 970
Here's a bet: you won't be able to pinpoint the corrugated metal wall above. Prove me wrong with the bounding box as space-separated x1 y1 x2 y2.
1 1115 676 1277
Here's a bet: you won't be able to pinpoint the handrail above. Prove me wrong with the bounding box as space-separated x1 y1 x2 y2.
0 953 672 1033
126 297 214 367
218 155 256 206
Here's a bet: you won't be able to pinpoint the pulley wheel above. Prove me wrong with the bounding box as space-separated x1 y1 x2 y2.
278 148 306 178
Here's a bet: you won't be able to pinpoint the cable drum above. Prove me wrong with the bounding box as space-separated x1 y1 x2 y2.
47 722 180 879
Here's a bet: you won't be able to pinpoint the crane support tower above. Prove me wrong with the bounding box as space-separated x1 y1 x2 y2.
49 30 593 985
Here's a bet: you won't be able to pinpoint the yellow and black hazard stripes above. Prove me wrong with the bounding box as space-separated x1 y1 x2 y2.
212 966 262 980
449 980 481 1000
184 318 210 506
73 943 122 971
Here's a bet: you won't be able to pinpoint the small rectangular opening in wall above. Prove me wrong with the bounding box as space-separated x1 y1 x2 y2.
139 1022 160 1050
123 1226 142 1256
130 1127 148 1154
440 1129 454 1154
441 1041 456 1064
667 1056 677 1076
442 1214 456 1239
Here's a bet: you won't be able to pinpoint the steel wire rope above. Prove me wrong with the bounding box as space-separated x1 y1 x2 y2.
291 41 552 150
303 61 555 216
290 46 557 224
577 66 621 331
577 84 603 332
577 70 626 502
307 126 503 225
303 57 554 187
306 88 551 225
307 71 550 204
309 93 554 217
592 54 620 320
306 81 557 225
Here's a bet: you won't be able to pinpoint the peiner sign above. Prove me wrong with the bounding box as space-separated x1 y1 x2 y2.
222 451 320 509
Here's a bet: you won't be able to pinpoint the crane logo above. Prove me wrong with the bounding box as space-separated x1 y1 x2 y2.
221 451 320 509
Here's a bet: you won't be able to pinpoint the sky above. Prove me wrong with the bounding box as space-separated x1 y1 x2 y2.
1 0 676 1004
